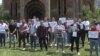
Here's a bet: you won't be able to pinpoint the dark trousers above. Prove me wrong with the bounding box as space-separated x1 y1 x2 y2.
18 33 26 48
0 33 6 47
39 37 48 51
79 29 85 47
26 33 29 43
71 37 79 52
85 30 88 39
67 32 72 44
30 35 37 49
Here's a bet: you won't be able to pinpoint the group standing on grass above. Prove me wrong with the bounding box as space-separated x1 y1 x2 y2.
0 16 100 56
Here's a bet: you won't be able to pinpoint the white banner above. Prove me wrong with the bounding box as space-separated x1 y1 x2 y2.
66 20 74 26
59 17 66 23
88 31 99 38
72 32 77 37
49 22 56 27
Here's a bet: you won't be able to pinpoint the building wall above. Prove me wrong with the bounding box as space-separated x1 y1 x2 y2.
3 0 83 19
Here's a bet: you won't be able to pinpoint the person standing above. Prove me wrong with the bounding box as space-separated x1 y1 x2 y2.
55 20 65 53
70 19 80 55
36 20 48 51
9 20 17 48
78 19 85 47
89 23 99 56
29 20 37 50
82 19 90 40
18 19 28 50
48 17 57 46
0 20 8 47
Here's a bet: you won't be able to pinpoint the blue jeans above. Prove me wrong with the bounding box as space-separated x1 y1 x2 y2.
67 32 71 44
0 33 6 46
89 39 99 56
98 33 100 47
9 34 16 47
30 35 37 49
63 32 67 45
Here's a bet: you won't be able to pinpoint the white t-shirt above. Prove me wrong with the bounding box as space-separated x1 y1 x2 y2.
32 19 37 24
44 21 49 27
3 23 8 30
0 23 7 33
49 21 57 32
17 22 22 28
80 22 84 29
82 21 90 30
35 21 40 29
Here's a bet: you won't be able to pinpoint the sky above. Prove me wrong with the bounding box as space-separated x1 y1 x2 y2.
0 0 2 5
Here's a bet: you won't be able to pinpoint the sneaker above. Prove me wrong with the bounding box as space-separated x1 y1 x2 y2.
65 44 68 46
69 44 71 46
50 44 53 47
78 52 80 56
35 49 37 51
22 48 26 50
55 44 57 46
56 50 59 53
62 51 65 53
71 51 73 54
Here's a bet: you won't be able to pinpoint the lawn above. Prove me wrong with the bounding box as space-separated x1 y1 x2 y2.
0 38 99 56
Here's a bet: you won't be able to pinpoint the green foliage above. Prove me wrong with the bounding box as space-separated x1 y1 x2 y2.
94 8 100 20
82 5 92 19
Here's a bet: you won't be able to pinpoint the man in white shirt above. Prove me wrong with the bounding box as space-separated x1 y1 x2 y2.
82 19 90 38
34 17 40 29
78 19 85 47
48 17 57 46
32 16 37 24
0 20 7 47
44 17 49 28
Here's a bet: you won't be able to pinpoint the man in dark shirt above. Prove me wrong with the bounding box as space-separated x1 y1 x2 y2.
9 20 17 48
36 20 48 51
18 19 28 50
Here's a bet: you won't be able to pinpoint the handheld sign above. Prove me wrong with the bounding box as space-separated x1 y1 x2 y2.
72 32 77 37
49 22 57 27
59 17 66 23
88 31 99 38
66 20 74 26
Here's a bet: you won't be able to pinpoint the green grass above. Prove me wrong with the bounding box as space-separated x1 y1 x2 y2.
0 38 99 56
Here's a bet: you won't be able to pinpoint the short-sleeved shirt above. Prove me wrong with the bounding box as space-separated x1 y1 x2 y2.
9 24 16 33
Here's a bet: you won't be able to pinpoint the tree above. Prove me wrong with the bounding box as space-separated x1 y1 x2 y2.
82 5 92 19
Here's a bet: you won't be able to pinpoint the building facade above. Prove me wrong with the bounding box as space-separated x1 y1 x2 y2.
3 0 83 19
95 0 100 9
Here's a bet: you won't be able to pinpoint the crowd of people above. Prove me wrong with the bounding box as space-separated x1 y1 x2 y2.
0 16 100 56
